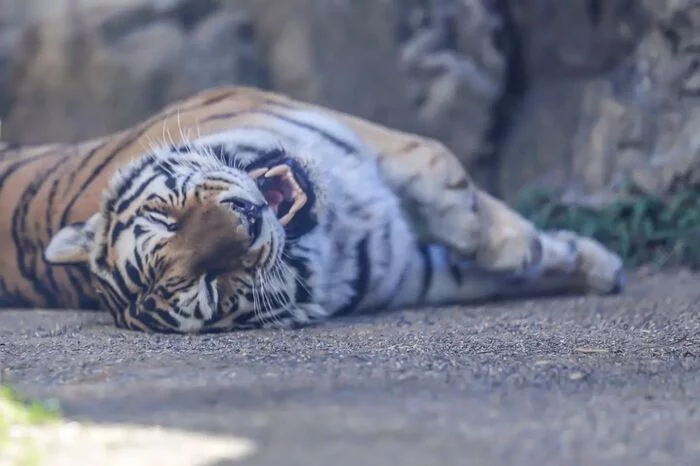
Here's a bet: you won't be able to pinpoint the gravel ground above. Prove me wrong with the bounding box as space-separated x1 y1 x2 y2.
2 270 700 466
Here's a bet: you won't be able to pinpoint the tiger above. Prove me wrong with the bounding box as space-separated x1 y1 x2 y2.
0 86 624 333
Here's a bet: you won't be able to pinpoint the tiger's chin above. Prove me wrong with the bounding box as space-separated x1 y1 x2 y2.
246 151 318 240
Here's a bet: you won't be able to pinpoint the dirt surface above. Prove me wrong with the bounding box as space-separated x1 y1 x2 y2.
2 271 700 466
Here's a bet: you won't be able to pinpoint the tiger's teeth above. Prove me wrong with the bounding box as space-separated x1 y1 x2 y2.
280 191 308 226
257 162 309 226
249 168 268 179
262 163 303 193
265 165 290 178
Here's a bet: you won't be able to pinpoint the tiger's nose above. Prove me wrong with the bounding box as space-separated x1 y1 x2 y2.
224 197 264 239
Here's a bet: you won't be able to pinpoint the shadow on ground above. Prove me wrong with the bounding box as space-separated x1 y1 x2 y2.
2 271 700 465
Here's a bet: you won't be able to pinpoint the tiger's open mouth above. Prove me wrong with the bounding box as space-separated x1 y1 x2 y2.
247 154 317 238
249 165 307 226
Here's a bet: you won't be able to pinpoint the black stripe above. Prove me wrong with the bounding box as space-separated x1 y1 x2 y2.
236 144 282 160
110 219 135 247
125 260 145 289
200 175 236 185
283 248 312 304
163 280 196 301
0 148 58 195
126 305 181 333
201 109 359 155
179 172 195 199
233 308 256 327
96 275 129 319
43 176 94 306
417 244 433 304
335 236 371 316
65 264 99 309
200 89 240 106
104 267 136 305
115 171 161 213
44 177 61 240
106 157 158 213
364 223 393 298
170 144 193 154
12 155 72 307
258 109 358 154
143 193 170 205
59 142 107 199
132 247 146 277
204 273 218 308
449 263 463 285
193 303 204 320
133 224 147 239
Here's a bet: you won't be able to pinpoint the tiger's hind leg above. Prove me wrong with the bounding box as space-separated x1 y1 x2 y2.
372 139 625 294
367 137 547 279
309 109 541 278
390 232 624 312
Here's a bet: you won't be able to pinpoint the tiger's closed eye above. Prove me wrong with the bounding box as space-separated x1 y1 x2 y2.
137 205 178 232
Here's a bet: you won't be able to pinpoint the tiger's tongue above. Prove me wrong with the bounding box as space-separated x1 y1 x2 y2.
264 189 285 213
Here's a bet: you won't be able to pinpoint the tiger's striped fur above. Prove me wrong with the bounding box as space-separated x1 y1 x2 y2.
0 86 624 333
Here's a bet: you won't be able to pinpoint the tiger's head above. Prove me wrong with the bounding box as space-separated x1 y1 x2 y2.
45 146 326 333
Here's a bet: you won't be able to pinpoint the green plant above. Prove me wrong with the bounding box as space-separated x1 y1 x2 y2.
0 384 61 466
515 187 700 269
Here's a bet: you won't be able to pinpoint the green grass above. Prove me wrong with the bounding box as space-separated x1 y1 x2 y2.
0 385 61 466
515 186 700 269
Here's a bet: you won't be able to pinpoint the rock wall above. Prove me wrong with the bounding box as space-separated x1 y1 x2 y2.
1 0 699 202
497 0 699 205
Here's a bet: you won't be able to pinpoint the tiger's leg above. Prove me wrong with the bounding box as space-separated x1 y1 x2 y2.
369 137 548 278
367 134 624 293
307 108 539 276
390 234 624 312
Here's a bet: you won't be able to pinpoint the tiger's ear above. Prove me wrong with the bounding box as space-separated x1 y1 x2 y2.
45 214 102 265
